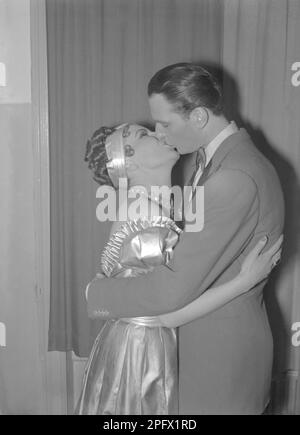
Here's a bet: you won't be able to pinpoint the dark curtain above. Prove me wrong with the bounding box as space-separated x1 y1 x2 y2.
46 0 223 357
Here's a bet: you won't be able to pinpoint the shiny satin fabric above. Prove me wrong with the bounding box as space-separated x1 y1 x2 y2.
101 216 182 277
75 218 181 415
75 319 178 415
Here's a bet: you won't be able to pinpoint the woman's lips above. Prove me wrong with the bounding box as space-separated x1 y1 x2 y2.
150 133 179 154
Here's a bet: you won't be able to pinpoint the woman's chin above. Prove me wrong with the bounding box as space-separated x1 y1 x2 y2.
172 151 180 162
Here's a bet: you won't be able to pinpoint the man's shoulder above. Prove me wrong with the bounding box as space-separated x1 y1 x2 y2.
221 129 274 173
212 128 280 191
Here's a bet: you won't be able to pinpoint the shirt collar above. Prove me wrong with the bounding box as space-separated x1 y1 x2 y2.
204 121 239 167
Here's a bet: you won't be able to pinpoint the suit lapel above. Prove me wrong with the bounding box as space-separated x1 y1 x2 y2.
182 152 198 186
197 159 213 185
195 128 250 187
187 128 250 205
178 129 251 216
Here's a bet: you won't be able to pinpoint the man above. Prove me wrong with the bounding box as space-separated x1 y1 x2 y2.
86 63 284 414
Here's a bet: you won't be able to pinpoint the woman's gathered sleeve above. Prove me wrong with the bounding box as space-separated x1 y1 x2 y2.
101 216 182 278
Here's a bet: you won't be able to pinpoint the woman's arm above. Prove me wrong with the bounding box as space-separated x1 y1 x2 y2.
155 235 283 328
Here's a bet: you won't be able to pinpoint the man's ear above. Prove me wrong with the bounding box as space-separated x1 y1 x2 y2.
190 107 208 129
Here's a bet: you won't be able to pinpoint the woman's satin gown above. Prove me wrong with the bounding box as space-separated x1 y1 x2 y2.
75 217 182 415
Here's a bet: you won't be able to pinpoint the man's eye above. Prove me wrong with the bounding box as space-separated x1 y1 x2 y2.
139 130 148 137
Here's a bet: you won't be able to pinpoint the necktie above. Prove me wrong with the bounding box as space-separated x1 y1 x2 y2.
189 147 206 190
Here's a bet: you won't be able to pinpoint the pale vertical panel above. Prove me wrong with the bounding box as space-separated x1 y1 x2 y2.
0 0 46 414
30 0 67 415
223 0 300 414
0 0 31 103
286 2 300 389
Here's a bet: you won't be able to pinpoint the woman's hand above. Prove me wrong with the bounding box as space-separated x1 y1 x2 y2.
239 234 283 291
153 235 283 329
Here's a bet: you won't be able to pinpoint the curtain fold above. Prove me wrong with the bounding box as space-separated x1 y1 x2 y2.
46 0 223 356
222 0 300 412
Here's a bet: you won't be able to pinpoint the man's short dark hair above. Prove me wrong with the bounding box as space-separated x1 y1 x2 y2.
147 63 223 117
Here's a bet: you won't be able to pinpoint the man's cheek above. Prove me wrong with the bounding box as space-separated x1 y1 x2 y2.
172 130 182 142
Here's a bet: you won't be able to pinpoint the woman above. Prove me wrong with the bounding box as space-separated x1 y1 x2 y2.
75 123 282 415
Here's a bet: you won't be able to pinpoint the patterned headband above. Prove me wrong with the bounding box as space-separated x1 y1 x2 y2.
105 123 130 188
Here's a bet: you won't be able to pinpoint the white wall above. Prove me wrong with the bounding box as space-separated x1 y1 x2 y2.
0 0 45 414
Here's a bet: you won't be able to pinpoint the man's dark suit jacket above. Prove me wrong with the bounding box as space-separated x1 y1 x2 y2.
87 129 284 414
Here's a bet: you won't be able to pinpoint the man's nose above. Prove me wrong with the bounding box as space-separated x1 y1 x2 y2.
155 124 166 141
